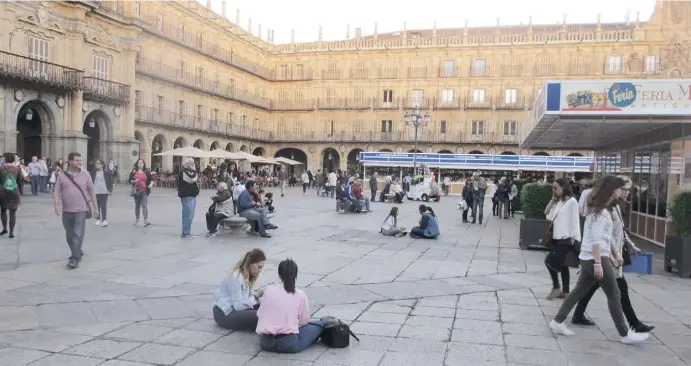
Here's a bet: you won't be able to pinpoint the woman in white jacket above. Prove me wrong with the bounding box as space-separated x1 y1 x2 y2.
543 178 581 300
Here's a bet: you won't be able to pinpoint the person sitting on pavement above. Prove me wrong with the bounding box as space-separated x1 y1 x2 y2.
390 177 404 203
205 182 233 237
213 248 266 330
335 181 351 213
352 179 370 212
237 180 276 238
256 258 324 353
410 204 440 239
380 207 407 236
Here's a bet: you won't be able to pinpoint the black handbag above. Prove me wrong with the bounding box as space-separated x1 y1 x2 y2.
319 316 359 348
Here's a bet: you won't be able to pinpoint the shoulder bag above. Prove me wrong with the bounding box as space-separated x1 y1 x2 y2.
614 206 632 265
319 316 359 348
62 172 93 219
541 200 564 247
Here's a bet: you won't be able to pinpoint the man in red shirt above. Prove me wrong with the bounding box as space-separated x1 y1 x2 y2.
352 180 370 212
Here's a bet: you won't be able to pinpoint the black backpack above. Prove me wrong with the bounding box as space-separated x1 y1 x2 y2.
319 316 359 348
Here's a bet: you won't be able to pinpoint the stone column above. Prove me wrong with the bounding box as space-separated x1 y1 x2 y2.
140 148 152 168
71 91 84 132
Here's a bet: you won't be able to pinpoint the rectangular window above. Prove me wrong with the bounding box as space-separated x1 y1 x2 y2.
505 89 517 104
503 120 516 136
28 36 49 73
242 115 247 125
157 95 165 110
472 120 485 135
295 64 304 78
474 59 487 76
442 89 454 104
472 89 486 103
178 23 185 41
381 120 392 133
196 105 203 119
606 55 623 74
195 67 204 85
92 55 109 79
156 14 163 31
133 2 140 18
178 100 186 115
383 89 393 103
440 120 447 134
280 65 288 78
411 89 424 107
227 112 234 123
443 60 455 77
645 55 658 73
213 108 220 121
135 90 142 105
178 61 185 79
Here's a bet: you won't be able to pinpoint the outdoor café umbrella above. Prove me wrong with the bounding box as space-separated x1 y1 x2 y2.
235 151 267 163
154 145 213 158
208 149 243 160
274 156 304 165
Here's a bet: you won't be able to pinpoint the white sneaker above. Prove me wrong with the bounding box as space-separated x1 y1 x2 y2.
94 220 101 226
549 320 575 336
621 330 649 344
101 220 108 227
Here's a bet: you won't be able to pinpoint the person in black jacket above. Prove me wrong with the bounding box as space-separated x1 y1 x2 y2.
178 158 200 238
496 177 510 219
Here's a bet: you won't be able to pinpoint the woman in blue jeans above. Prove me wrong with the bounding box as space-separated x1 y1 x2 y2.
177 158 199 238
256 259 323 353
410 204 441 239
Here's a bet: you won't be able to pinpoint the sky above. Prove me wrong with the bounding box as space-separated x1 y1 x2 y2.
198 0 657 44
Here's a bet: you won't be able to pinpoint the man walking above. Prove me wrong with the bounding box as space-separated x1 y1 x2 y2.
27 156 41 196
53 152 99 269
278 166 287 197
470 172 487 225
369 172 378 202
39 157 49 193
496 177 510 219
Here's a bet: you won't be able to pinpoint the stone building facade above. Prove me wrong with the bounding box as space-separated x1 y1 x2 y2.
1 0 689 173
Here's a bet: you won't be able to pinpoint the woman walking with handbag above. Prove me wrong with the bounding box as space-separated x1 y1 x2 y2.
129 159 153 226
549 176 649 344
544 178 581 300
569 177 654 332
90 160 112 227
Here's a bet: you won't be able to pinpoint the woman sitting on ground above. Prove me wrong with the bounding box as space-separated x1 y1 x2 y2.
410 204 440 239
205 182 233 237
256 259 323 353
380 207 407 236
213 249 266 330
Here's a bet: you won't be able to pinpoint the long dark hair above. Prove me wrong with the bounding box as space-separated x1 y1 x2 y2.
587 175 625 215
278 259 298 294
385 207 399 227
132 159 147 172
419 204 436 217
554 178 573 201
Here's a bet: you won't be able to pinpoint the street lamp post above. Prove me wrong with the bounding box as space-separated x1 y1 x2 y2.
404 106 431 176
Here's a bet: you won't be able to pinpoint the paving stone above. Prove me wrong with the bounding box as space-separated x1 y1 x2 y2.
246 357 314 366
256 344 327 362
503 333 559 350
0 347 51 366
388 337 448 354
26 354 104 366
55 322 130 337
104 324 172 342
445 343 506 364
347 335 394 351
181 318 232 335
64 339 142 359
405 315 453 328
357 311 408 324
366 303 412 314
135 298 198 319
0 306 39 331
398 324 450 341
37 303 97 327
314 349 385 366
453 319 503 332
350 321 402 337
379 351 445 366
89 300 150 322
153 329 222 348
416 296 458 308
98 361 157 366
176 350 252 366
1 330 93 352
501 322 554 337
136 318 197 328
455 309 500 321
451 329 504 345
506 347 567 366
118 343 195 365
411 306 456 318
204 332 262 355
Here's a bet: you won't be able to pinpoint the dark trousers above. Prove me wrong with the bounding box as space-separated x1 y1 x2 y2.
206 212 226 233
546 241 572 292
370 188 377 202
462 209 469 222
1 208 17 234
96 194 108 221
302 183 308 193
573 276 640 326
213 305 258 331
394 192 403 203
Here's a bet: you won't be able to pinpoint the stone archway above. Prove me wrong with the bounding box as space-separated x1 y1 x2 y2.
322 147 340 173
240 145 249 153
568 153 583 157
210 141 220 151
16 101 48 160
408 149 423 153
380 149 393 152
151 134 166 171
225 143 234 152
501 151 517 155
83 109 114 171
346 148 363 174
12 94 62 161
173 137 187 172
252 147 266 157
275 147 308 175
439 149 453 154
193 139 206 169
468 150 484 154
533 151 550 156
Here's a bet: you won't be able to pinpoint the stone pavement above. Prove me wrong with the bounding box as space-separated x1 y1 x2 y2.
1 185 691 366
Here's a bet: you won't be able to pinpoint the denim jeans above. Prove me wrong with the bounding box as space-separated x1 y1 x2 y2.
62 211 87 260
239 209 266 234
259 320 323 353
96 194 108 221
180 196 196 236
30 175 40 195
357 198 370 211
472 196 485 222
39 175 48 192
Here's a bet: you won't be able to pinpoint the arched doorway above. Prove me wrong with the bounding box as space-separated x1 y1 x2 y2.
347 148 363 174
438 149 453 154
275 148 308 175
501 151 517 155
408 149 423 153
173 137 187 173
533 151 550 156
322 148 340 173
210 141 220 151
568 153 583 157
193 139 205 170
468 150 484 154
151 135 165 172
252 147 265 157
225 143 234 152
83 110 111 171
16 103 44 161
240 145 249 153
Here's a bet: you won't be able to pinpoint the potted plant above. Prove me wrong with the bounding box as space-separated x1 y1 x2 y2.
519 182 553 250
664 190 691 278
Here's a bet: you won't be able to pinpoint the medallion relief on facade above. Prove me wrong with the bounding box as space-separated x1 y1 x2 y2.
662 35 690 73
627 53 643 74
669 1 690 25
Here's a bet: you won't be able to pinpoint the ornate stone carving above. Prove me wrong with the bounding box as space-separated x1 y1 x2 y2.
339 145 346 153
17 8 65 35
56 96 65 108
627 53 643 74
669 1 688 25
520 149 528 156
85 35 119 52
395 146 403 153
308 146 315 153
113 107 121 117
455 146 464 154
662 35 690 73
14 90 24 102
488 147 496 154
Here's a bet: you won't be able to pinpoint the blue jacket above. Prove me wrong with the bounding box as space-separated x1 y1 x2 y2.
237 190 254 212
345 184 354 199
422 213 440 238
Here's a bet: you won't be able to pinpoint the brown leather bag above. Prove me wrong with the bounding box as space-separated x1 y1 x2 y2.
541 201 563 247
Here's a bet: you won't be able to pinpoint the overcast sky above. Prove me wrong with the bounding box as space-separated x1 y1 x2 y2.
198 0 656 44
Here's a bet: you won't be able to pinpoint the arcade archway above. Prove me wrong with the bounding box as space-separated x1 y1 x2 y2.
16 101 48 160
274 147 308 174
346 148 363 174
173 137 187 173
151 134 165 171
468 150 484 154
322 148 340 173
83 110 112 171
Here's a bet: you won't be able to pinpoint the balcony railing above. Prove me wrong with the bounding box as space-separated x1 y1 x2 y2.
321 69 341 80
500 65 523 77
84 77 130 103
438 67 457 78
374 97 401 110
274 69 314 81
404 97 431 109
0 50 83 90
470 65 491 77
433 97 462 110
407 67 428 78
272 100 315 111
465 96 493 109
135 106 273 141
495 95 526 110
377 68 399 79
349 69 369 79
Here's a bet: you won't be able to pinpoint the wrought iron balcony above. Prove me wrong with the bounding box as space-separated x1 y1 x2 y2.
433 97 462 110
438 67 457 78
349 69 370 79
407 67 429 78
469 65 491 77
499 65 523 77
403 97 431 109
495 95 525 110
465 96 493 109
274 68 314 81
271 100 315 111
0 50 83 90
321 69 341 80
84 77 130 103
377 68 399 79
374 97 401 110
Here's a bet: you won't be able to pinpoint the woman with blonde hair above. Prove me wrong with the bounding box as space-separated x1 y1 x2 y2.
213 248 267 330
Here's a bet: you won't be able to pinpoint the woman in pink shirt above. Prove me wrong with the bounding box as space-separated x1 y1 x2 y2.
256 259 323 353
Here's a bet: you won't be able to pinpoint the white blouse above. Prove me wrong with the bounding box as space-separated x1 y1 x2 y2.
546 197 581 242
381 215 395 231
579 209 614 261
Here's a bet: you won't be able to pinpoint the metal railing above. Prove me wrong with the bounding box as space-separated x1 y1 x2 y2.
84 77 130 103
0 50 83 90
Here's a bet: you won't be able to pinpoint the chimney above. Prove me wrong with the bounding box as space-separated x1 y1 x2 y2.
355 27 362 40
221 1 226 17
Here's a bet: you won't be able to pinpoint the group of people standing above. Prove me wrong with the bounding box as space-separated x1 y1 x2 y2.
545 175 654 344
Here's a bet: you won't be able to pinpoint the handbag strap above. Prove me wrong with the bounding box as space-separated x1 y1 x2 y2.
549 200 565 223
62 172 91 208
